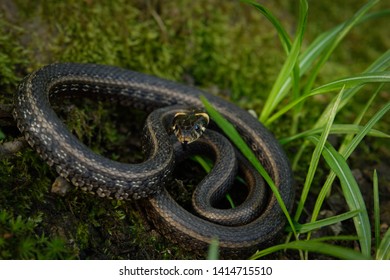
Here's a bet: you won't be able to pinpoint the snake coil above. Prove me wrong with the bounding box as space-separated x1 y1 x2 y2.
14 63 294 257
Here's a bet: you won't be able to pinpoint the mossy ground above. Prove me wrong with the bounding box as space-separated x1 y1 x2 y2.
0 0 389 259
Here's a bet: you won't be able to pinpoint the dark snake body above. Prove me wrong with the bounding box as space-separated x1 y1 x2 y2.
13 63 294 257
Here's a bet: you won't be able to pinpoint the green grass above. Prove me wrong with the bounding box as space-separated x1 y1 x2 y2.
0 0 389 259
203 0 390 260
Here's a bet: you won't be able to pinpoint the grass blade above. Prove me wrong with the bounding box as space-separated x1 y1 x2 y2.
266 71 390 125
240 0 304 133
289 0 380 138
294 88 343 221
207 238 219 260
240 0 292 53
286 210 360 234
259 0 308 122
250 236 366 260
310 71 390 95
269 10 390 118
340 102 390 159
302 0 380 95
280 124 390 145
312 50 390 131
308 136 371 257
262 1 385 126
377 228 390 260
373 170 380 252
299 10 389 78
291 84 382 170
308 101 390 250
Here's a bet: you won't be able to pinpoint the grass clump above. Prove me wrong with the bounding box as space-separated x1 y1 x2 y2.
204 0 390 259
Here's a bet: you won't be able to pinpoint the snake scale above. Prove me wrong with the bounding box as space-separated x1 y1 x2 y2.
13 63 294 257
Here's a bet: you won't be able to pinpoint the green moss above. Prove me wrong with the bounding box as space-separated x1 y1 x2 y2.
9 0 289 101
0 17 28 104
0 210 75 259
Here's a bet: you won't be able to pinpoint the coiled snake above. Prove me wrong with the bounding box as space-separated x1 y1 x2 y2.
13 63 294 257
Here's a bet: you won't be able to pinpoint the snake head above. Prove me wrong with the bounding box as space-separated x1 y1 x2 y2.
172 110 209 145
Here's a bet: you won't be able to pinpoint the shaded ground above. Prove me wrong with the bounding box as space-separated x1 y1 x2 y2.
0 0 389 259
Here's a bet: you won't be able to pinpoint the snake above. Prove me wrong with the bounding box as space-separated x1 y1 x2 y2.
13 63 294 257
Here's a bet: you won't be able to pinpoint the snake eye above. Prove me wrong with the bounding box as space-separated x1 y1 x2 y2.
194 124 200 131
